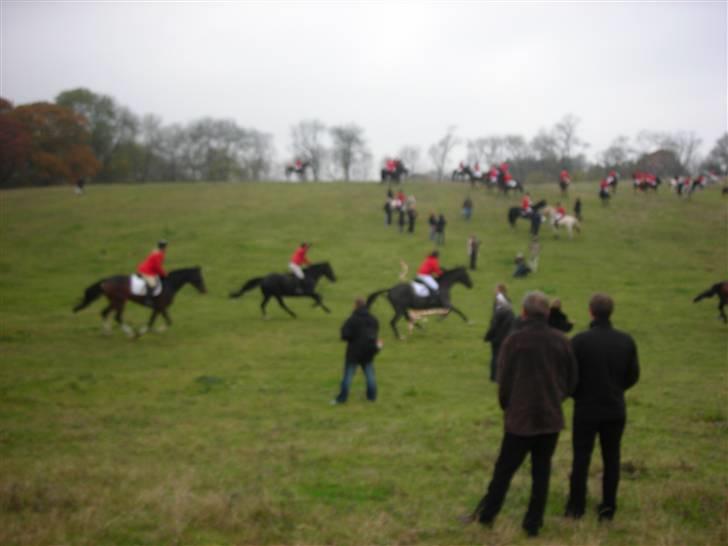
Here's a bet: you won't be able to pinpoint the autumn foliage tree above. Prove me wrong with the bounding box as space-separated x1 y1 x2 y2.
0 98 32 187
1 100 100 187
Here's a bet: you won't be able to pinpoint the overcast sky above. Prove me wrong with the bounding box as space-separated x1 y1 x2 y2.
1 1 726 173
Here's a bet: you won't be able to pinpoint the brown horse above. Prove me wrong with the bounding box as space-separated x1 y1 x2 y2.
693 281 728 323
73 267 207 336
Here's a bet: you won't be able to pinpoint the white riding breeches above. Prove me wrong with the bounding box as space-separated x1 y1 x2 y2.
289 263 304 279
416 274 438 292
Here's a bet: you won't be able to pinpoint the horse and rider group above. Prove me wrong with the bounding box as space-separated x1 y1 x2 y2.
452 161 524 194
73 170 726 337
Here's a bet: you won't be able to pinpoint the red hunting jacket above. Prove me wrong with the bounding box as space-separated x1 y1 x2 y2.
290 247 310 266
417 256 442 276
137 250 166 276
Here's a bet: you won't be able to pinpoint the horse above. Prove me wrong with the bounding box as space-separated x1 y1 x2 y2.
285 160 311 181
229 262 336 318
498 177 524 195
381 161 409 183
508 200 547 228
73 267 207 337
366 266 473 339
542 206 581 239
693 281 728 323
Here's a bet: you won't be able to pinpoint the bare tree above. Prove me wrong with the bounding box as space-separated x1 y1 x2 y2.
398 145 421 174
502 134 528 161
553 114 588 164
428 126 459 181
290 119 327 181
329 123 370 181
635 130 702 171
703 133 728 173
530 129 559 161
599 135 635 168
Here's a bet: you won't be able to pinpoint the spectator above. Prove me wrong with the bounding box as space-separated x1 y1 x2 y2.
462 196 473 220
548 299 573 332
467 234 481 271
428 211 437 241
565 293 640 522
407 205 417 234
483 284 515 382
467 291 578 537
436 213 447 245
332 298 382 404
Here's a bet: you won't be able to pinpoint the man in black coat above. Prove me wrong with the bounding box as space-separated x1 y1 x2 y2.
468 291 578 537
565 293 640 522
484 284 515 382
332 298 382 404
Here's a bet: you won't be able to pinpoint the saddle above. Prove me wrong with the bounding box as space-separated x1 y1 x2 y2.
130 274 163 297
410 280 441 307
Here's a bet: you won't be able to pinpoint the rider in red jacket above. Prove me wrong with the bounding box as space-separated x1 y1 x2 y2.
416 251 443 295
137 240 168 298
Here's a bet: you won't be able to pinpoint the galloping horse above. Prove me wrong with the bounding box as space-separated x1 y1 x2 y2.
542 206 581 239
381 161 409 183
229 262 336 318
73 267 207 337
285 160 311 181
693 281 728 323
366 266 473 339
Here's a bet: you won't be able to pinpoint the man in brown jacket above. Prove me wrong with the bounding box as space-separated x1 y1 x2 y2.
468 291 578 537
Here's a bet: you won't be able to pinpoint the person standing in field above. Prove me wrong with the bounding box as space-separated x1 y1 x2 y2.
467 234 481 271
436 213 447 245
483 283 515 382
467 291 578 537
332 297 382 404
428 211 437 241
407 203 417 234
564 293 640 522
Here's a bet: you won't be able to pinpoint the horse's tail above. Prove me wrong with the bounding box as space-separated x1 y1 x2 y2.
693 284 719 303
366 289 389 309
73 280 105 313
229 277 263 299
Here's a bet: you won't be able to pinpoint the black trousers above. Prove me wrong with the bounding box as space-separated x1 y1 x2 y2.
473 431 559 533
566 418 625 518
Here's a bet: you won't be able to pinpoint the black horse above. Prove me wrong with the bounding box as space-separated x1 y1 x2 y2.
693 281 728 323
229 262 336 318
366 266 473 339
285 160 311 181
498 177 524 195
451 166 484 186
508 200 547 227
73 267 207 337
381 161 409 183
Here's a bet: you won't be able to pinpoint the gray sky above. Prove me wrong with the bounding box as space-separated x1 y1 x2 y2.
1 1 726 174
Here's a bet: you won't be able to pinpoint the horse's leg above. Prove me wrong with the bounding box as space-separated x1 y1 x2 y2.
274 295 297 318
448 305 470 323
114 303 136 338
138 309 158 336
260 293 272 317
101 303 114 334
719 302 727 323
309 293 331 313
390 310 403 340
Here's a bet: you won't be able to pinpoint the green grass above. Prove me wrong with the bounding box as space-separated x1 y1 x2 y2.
0 181 726 545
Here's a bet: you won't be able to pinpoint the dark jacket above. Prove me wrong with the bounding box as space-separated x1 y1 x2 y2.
548 307 573 332
570 319 639 422
497 318 578 436
341 307 380 365
484 305 515 346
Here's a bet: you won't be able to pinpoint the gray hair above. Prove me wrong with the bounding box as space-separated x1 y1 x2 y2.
522 290 550 318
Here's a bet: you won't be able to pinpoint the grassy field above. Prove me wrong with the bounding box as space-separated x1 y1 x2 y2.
0 180 726 545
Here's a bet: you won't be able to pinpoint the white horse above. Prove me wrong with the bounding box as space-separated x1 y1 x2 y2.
543 206 581 239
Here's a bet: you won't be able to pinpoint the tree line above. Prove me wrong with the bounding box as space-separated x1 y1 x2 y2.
0 87 726 188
